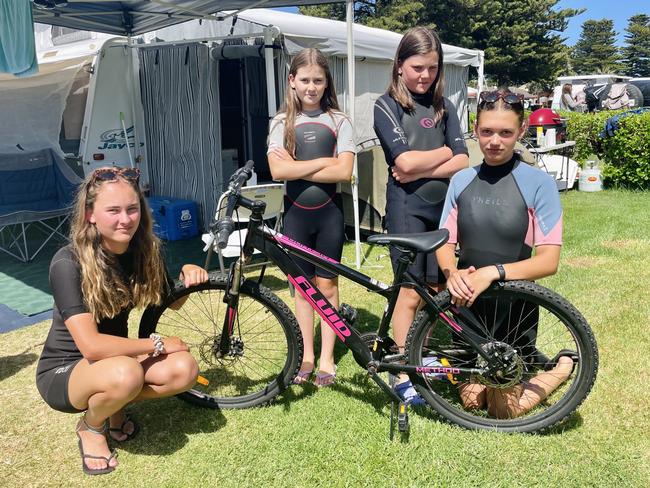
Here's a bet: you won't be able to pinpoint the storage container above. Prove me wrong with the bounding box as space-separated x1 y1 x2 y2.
147 196 199 240
578 162 603 192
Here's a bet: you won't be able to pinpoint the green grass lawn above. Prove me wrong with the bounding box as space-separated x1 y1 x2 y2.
1 190 649 487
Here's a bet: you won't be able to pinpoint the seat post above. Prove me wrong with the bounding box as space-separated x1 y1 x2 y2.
392 248 415 285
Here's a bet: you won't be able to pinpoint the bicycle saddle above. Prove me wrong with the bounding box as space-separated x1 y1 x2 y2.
367 229 449 253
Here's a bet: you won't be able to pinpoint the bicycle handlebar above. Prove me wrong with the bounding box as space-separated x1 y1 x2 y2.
205 160 255 251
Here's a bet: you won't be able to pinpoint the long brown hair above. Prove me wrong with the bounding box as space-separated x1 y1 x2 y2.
274 48 340 156
69 172 166 321
388 26 445 124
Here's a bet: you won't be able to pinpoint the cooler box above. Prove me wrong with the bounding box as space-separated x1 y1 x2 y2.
147 196 199 241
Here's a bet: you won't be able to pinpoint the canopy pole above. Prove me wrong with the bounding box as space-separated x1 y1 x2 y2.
477 50 485 97
263 26 280 118
346 0 361 269
126 36 141 170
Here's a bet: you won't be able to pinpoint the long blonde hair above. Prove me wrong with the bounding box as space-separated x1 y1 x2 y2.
388 26 445 124
69 173 166 321
275 48 340 156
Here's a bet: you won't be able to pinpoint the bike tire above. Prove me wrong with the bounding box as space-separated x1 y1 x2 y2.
140 273 303 409
405 280 598 433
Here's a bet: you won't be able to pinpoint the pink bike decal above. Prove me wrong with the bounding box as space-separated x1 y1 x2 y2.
274 233 339 264
288 274 351 342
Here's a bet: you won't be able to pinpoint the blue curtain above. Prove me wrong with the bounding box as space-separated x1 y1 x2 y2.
0 0 38 76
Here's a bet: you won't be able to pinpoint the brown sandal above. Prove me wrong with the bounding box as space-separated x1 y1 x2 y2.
108 413 139 443
76 416 118 476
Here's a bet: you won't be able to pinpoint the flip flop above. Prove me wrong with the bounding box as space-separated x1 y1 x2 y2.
313 369 336 388
76 417 118 476
292 369 314 385
544 349 579 374
108 414 139 443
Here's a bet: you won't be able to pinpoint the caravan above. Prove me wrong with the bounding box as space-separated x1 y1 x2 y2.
3 9 484 239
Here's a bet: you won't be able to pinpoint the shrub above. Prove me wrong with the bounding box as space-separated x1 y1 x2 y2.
561 110 624 162
601 111 650 189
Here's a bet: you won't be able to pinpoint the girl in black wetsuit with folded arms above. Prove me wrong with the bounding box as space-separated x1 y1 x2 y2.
373 27 469 403
36 167 208 475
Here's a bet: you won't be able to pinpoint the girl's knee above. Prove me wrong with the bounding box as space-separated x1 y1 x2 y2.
166 352 199 389
106 357 145 396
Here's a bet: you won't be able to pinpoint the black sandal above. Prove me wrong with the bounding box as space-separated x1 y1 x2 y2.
544 349 579 374
76 416 118 476
108 413 140 443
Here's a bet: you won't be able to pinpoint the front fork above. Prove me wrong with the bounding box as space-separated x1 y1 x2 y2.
218 257 247 356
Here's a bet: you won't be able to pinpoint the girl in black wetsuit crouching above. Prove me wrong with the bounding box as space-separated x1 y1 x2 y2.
267 48 355 387
437 90 574 418
36 168 208 475
373 27 469 403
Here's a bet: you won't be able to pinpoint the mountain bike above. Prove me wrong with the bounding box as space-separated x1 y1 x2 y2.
140 161 598 433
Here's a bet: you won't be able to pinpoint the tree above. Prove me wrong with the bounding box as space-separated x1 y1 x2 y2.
621 14 650 77
572 19 621 74
300 1 581 86
301 0 425 33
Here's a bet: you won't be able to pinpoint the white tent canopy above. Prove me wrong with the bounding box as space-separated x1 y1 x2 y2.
148 8 484 142
151 8 481 66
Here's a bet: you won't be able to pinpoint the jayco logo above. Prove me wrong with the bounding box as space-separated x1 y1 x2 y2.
97 125 144 150
420 117 435 129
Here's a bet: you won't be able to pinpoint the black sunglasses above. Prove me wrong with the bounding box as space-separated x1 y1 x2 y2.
92 167 140 183
479 91 524 105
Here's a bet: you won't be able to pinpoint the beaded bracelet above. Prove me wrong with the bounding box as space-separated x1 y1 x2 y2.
150 333 164 357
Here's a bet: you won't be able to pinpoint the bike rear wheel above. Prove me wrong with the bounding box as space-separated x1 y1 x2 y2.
140 273 302 409
406 281 598 433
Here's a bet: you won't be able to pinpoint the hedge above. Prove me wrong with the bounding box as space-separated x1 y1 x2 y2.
561 110 650 189
600 111 650 189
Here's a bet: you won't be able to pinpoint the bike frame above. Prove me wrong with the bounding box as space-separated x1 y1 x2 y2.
220 199 496 400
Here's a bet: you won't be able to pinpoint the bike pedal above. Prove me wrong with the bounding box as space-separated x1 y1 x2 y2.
339 303 358 325
397 402 409 432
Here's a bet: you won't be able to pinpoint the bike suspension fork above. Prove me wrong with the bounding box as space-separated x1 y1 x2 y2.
218 258 245 356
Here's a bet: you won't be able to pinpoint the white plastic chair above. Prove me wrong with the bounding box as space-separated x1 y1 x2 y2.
202 183 284 273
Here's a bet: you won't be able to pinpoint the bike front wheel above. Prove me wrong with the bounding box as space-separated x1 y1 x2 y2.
140 273 303 409
406 281 598 433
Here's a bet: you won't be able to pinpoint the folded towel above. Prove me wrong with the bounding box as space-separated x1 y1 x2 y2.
0 0 38 76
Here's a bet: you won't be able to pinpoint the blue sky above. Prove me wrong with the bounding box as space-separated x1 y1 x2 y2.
555 1 647 46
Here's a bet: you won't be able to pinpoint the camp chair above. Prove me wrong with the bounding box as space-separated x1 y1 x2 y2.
0 149 81 262
202 183 284 274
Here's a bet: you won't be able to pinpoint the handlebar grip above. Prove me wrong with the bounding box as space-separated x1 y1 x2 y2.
215 217 235 249
228 160 256 190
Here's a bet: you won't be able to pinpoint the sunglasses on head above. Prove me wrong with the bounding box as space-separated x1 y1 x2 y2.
479 91 524 105
92 167 140 183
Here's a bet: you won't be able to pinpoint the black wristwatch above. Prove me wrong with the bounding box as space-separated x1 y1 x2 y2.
494 263 506 281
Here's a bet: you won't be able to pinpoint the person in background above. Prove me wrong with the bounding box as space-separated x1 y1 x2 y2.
36 167 208 475
559 83 585 111
267 48 355 388
373 26 469 404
